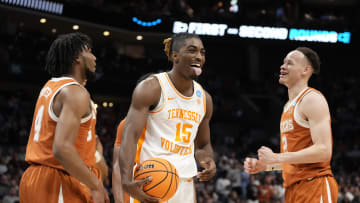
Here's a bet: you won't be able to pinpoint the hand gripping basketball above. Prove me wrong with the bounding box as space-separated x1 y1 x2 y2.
134 158 179 202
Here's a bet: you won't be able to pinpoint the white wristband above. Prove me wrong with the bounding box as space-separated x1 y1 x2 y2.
95 150 102 163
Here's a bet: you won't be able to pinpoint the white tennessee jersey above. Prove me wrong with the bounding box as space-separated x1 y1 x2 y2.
138 72 206 178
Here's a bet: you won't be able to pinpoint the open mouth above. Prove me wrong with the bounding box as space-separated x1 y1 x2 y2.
280 71 287 77
190 63 202 76
190 63 201 68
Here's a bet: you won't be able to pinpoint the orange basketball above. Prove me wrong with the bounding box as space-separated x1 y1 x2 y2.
134 158 179 202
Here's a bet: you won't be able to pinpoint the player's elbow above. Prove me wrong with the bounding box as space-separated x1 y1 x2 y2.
52 142 69 161
318 144 332 162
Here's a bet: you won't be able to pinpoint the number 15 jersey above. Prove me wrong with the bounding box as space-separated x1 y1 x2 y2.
138 72 206 178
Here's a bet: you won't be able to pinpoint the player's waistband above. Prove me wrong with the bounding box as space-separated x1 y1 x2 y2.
294 174 333 185
29 163 96 175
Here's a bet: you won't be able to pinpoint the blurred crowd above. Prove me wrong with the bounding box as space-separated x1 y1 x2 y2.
0 14 360 203
0 88 360 202
58 0 355 28
1 54 360 203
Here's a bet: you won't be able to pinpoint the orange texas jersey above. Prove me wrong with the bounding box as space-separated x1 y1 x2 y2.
25 77 97 170
280 87 333 187
114 118 146 164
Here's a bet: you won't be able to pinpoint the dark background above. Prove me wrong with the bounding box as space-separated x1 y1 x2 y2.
0 0 359 202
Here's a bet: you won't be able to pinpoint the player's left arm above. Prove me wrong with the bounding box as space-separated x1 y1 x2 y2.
259 91 332 164
94 135 109 181
194 90 216 181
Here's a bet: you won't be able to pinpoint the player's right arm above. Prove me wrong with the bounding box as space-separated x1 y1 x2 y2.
52 85 109 203
113 145 124 203
244 157 283 174
244 157 266 174
112 120 125 203
118 77 161 203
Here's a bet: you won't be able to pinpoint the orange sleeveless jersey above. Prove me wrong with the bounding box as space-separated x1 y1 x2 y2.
114 118 146 164
114 119 126 147
280 87 333 187
25 77 97 170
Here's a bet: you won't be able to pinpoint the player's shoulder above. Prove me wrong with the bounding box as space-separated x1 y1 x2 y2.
303 88 328 105
58 84 90 104
300 88 329 114
136 75 161 93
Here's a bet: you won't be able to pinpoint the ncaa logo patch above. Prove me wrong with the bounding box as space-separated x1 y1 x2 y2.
196 90 202 98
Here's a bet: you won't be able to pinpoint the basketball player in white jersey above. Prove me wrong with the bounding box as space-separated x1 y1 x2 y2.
118 33 217 203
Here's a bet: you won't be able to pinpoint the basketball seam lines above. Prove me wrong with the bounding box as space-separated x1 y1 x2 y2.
161 159 174 200
137 160 169 193
134 170 178 178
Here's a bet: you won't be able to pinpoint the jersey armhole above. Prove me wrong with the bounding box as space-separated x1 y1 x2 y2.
293 90 316 128
150 75 166 113
48 82 92 123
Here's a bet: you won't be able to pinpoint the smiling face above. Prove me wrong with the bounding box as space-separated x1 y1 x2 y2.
172 37 205 80
279 50 312 88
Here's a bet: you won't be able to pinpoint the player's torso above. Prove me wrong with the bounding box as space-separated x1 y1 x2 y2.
140 72 206 178
25 77 97 170
280 87 332 187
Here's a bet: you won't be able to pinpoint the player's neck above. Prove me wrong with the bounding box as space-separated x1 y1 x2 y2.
64 72 86 86
167 71 194 97
287 82 308 101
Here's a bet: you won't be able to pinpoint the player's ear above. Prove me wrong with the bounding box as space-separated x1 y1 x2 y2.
172 52 179 64
74 56 81 64
303 64 312 75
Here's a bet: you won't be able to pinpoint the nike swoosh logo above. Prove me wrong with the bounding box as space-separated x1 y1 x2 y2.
168 97 176 100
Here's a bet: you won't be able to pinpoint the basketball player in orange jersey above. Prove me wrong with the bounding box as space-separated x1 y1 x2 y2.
112 119 127 203
95 135 109 181
244 47 338 202
117 33 217 202
19 32 109 203
112 73 154 203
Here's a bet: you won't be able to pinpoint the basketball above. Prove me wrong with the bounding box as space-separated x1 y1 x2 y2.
134 158 179 202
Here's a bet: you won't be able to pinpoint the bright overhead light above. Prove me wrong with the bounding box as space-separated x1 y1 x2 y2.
103 31 110 36
40 18 47 24
136 35 143 40
72 25 79 30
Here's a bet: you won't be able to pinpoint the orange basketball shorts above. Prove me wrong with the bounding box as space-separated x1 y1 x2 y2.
285 175 338 203
19 164 101 203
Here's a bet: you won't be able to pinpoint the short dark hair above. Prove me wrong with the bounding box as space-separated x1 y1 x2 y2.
163 33 201 61
45 32 92 77
296 47 321 74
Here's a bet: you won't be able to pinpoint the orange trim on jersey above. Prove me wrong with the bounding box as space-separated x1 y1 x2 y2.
135 122 147 164
114 119 126 147
123 192 131 203
200 85 206 115
150 76 166 114
164 73 192 100
150 105 166 114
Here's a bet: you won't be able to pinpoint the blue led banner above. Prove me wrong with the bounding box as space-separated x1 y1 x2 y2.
173 21 351 44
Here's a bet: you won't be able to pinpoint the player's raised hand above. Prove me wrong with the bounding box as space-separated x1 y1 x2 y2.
244 157 266 174
123 177 160 203
258 146 279 165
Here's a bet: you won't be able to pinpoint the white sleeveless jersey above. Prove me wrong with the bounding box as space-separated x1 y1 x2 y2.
138 72 206 178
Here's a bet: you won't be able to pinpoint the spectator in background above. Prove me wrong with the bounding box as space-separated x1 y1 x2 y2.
2 186 19 203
